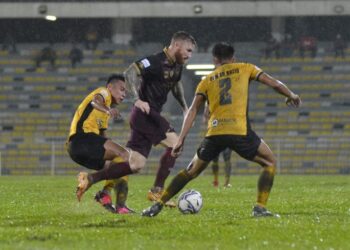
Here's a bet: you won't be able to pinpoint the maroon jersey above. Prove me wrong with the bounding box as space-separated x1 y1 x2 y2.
134 48 183 112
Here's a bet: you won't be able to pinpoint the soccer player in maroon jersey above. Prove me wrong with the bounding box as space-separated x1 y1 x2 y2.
123 31 196 207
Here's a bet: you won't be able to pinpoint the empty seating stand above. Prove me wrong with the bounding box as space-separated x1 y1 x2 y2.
1 42 349 175
0 43 135 175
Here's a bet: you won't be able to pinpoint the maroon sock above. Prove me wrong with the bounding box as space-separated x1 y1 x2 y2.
90 162 133 184
153 147 176 188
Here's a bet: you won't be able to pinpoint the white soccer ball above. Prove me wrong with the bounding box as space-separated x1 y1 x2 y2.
177 189 203 214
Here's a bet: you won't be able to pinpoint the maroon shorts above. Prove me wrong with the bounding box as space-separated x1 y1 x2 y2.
126 106 175 158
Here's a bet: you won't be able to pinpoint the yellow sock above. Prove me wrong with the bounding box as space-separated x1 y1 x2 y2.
114 176 129 207
103 179 117 193
257 165 275 207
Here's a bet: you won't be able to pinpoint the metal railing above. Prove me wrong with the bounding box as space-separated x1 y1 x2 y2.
0 136 349 176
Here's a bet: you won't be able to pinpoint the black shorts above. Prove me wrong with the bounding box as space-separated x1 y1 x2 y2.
67 133 107 170
197 130 261 162
126 106 175 158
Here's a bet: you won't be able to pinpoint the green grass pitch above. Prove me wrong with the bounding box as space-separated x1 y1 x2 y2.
0 175 349 250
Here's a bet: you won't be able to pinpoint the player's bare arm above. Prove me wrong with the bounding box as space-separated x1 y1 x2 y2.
202 102 209 124
258 72 302 108
171 81 188 115
172 94 205 158
123 63 150 114
91 94 119 118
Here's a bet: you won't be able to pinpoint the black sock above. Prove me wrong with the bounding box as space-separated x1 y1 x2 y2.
161 170 192 204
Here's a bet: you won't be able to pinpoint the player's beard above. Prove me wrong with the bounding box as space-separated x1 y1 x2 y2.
175 51 186 65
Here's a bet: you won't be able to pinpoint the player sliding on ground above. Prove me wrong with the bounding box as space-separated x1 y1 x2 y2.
142 42 302 217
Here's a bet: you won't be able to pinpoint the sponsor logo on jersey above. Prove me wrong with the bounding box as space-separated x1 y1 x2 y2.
141 58 151 68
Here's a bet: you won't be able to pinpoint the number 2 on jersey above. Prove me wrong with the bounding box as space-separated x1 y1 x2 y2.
218 78 232 105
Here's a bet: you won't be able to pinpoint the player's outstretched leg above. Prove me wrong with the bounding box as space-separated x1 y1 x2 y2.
142 169 195 217
76 172 92 202
147 187 176 208
76 161 133 202
141 202 163 217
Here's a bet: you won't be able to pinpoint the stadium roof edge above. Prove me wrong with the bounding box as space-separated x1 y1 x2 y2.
0 1 348 18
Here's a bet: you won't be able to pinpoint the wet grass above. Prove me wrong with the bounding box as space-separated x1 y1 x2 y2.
0 175 349 250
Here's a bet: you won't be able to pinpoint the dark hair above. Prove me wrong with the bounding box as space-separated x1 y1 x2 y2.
106 74 125 86
171 31 197 47
212 42 235 61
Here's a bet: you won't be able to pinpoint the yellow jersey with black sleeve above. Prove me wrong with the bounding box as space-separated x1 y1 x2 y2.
69 87 111 138
195 63 262 136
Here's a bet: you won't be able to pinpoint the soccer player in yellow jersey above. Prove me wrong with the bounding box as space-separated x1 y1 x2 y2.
142 42 301 217
67 74 135 205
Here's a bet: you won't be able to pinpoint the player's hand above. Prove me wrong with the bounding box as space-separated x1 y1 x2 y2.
134 99 150 114
107 108 119 119
285 93 302 108
171 139 184 158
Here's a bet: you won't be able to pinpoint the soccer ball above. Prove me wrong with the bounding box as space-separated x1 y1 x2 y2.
177 189 203 214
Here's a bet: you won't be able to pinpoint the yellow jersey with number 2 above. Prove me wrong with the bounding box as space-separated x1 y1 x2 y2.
196 63 262 136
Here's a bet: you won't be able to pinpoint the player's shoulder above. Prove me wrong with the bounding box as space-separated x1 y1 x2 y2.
94 87 109 99
94 86 107 92
235 62 262 73
139 50 163 61
233 61 256 68
136 52 161 70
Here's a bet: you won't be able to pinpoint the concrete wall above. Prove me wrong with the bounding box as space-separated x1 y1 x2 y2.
0 1 349 18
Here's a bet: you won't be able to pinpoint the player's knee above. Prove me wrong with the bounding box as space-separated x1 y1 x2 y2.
269 155 277 167
186 165 203 179
129 161 145 173
263 152 277 168
129 165 142 173
119 151 130 162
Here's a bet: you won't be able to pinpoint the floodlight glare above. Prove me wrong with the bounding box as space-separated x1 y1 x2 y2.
45 15 57 21
193 5 203 14
194 71 213 76
186 64 215 70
